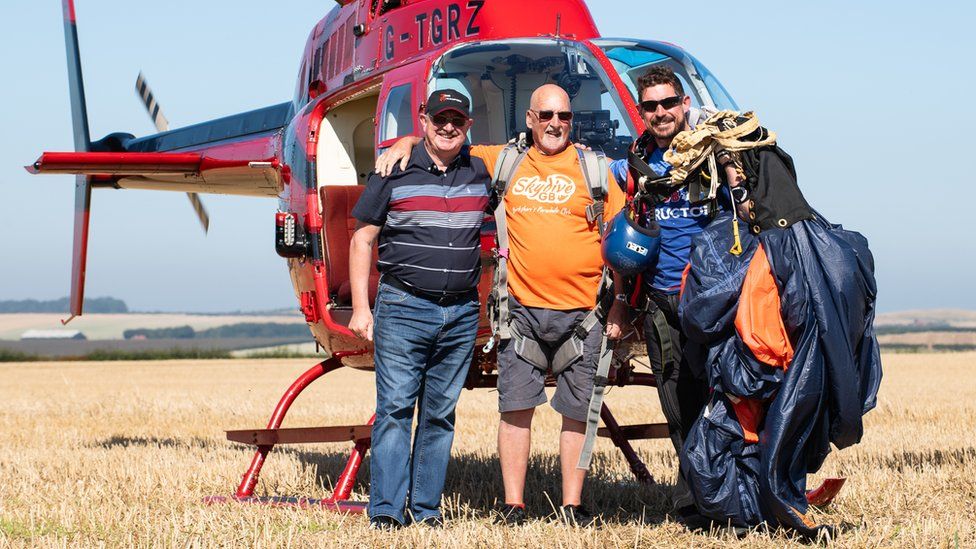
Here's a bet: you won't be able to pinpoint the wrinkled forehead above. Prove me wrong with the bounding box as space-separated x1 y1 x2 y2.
531 90 571 112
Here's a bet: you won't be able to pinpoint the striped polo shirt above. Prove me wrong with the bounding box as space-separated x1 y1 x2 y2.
352 144 491 294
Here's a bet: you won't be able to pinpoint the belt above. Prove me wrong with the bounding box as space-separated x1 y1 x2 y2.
383 275 475 306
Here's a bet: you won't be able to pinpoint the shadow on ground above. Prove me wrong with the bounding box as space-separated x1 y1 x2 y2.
280 446 674 525
94 435 219 450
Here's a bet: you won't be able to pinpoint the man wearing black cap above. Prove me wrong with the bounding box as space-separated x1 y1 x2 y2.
348 89 490 530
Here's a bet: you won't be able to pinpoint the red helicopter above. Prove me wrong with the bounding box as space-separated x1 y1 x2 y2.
29 0 844 513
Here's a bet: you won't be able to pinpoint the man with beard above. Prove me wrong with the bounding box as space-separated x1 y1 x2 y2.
375 84 627 526
607 66 715 522
349 89 489 530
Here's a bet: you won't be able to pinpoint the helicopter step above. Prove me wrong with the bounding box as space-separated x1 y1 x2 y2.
226 424 372 446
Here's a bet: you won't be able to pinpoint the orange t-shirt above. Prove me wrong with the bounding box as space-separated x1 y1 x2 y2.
471 144 625 310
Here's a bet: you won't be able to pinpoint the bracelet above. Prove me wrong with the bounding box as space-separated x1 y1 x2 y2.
614 293 629 302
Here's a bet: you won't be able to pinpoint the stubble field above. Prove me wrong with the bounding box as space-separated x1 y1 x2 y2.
1 353 973 547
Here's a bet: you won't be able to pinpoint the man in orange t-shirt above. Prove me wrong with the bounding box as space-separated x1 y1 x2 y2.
377 84 626 526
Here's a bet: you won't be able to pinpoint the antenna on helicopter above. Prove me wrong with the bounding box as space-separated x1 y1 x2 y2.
135 72 210 233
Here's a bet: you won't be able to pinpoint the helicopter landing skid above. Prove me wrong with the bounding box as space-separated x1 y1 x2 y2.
206 351 372 513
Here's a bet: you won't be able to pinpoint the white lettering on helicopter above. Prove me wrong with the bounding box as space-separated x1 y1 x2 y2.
385 1 484 61
511 174 577 204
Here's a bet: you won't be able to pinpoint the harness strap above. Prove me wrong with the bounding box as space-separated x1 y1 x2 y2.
577 148 608 236
511 328 549 371
650 302 676 372
577 335 615 470
575 265 614 470
487 144 528 344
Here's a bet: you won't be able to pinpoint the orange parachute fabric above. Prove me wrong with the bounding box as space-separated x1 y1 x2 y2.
735 243 793 370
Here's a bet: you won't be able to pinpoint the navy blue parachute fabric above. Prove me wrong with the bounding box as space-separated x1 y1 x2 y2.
678 211 882 536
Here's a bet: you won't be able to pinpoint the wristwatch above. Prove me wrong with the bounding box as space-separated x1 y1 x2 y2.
614 293 629 303
730 186 749 204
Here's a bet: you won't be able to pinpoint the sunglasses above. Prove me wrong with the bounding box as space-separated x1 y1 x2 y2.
640 96 683 111
428 112 469 127
530 109 574 122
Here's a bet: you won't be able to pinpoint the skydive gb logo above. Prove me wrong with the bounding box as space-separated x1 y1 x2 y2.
511 174 576 204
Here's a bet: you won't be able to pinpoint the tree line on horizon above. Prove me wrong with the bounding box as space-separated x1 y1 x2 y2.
123 323 310 340
0 297 128 314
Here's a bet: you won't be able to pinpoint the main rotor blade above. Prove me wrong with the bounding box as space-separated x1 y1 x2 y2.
186 192 210 233
135 72 209 233
135 71 170 132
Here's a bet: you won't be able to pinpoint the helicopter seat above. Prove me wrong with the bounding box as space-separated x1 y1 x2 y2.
320 185 380 308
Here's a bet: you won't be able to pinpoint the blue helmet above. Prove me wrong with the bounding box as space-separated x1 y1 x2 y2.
602 209 661 276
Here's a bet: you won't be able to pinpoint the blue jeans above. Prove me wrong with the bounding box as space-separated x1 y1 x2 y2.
368 282 479 524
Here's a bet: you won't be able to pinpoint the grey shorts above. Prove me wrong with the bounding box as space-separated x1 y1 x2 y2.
497 297 602 423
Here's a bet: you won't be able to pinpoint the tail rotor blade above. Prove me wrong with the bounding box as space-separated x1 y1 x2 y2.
61 0 92 324
64 175 92 325
63 0 91 152
135 71 209 233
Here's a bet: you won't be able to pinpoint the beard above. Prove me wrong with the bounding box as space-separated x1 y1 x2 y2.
648 111 687 144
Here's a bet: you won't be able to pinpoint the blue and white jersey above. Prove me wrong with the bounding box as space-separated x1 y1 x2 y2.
610 148 717 294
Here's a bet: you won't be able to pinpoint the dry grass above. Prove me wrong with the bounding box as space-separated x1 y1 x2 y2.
1 353 974 547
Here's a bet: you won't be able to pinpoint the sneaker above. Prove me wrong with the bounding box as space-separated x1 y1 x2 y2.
674 508 714 532
559 504 598 527
493 503 527 526
369 515 403 531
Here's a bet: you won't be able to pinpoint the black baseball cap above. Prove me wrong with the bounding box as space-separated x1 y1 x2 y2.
425 89 470 118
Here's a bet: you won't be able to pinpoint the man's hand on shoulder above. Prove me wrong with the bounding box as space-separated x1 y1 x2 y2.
375 136 422 177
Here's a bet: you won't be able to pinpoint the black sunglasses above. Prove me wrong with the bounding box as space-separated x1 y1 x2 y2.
530 109 573 122
428 112 469 127
640 96 683 111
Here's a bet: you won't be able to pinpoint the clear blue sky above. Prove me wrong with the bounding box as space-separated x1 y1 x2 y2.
1 1 973 313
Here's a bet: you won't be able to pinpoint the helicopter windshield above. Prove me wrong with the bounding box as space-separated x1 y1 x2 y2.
428 39 640 160
593 38 738 111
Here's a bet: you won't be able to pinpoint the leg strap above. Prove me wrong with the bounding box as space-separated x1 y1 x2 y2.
650 302 676 372
511 328 550 371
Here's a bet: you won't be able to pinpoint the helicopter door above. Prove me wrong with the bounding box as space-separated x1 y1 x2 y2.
315 88 383 311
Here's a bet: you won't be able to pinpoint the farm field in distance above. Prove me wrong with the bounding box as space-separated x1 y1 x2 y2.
0 313 304 340
1 354 973 547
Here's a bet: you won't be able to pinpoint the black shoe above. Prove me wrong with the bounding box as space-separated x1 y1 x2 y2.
416 516 444 528
559 504 598 527
493 504 527 526
369 515 403 531
674 508 748 538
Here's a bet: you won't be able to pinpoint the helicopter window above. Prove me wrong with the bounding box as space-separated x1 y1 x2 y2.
295 59 309 105
596 40 738 111
429 40 638 160
380 83 415 141
379 0 402 16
